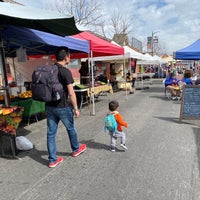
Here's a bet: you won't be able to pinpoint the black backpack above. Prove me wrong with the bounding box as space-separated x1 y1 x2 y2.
31 65 64 102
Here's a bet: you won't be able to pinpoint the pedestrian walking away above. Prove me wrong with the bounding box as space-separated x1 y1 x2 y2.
107 100 128 152
46 46 87 168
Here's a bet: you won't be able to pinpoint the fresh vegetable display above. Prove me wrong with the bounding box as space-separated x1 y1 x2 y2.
0 105 24 135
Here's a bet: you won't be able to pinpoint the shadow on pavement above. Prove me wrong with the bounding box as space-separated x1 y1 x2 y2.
81 139 110 151
149 95 171 101
154 116 199 126
80 139 125 152
16 147 72 166
16 126 32 136
153 116 180 123
193 127 200 173
16 147 48 165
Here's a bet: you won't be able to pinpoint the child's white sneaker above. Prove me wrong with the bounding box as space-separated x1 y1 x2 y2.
120 144 128 150
110 146 115 152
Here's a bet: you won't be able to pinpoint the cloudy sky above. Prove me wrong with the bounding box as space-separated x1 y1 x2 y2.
15 0 200 55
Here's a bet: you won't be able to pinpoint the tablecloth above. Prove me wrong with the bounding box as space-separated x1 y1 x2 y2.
87 84 113 96
11 98 45 118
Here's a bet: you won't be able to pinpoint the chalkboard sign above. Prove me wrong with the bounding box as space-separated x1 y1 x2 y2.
179 85 200 122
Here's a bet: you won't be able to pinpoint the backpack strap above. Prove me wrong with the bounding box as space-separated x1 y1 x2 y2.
54 64 68 106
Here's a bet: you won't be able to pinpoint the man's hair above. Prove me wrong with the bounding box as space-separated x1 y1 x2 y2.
109 100 119 111
55 46 70 61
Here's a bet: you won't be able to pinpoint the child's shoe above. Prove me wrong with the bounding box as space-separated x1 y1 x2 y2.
120 144 128 150
110 146 115 152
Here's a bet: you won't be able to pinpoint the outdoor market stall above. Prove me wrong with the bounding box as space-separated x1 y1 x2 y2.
0 105 24 158
174 39 200 76
11 98 45 125
0 1 90 157
84 44 148 91
0 1 87 107
72 31 124 115
174 38 200 60
74 82 113 110
0 25 89 120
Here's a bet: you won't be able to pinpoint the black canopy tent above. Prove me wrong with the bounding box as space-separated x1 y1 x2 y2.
0 2 80 36
0 2 81 106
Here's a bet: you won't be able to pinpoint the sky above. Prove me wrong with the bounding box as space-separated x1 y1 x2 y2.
14 0 200 55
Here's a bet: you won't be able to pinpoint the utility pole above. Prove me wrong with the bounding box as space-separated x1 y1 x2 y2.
151 31 159 56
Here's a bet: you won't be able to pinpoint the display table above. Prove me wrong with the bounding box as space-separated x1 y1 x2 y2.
74 88 89 111
137 73 154 84
87 84 113 97
0 106 24 158
136 73 154 89
11 98 45 125
117 82 131 90
74 84 113 111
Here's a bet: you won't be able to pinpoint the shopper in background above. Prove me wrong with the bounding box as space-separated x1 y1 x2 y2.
182 70 193 85
164 72 180 99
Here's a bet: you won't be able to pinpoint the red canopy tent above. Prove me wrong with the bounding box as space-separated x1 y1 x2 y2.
71 31 124 58
29 32 124 115
29 31 124 59
71 31 124 115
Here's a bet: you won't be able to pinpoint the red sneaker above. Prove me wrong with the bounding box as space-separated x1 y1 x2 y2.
72 144 87 157
48 156 63 168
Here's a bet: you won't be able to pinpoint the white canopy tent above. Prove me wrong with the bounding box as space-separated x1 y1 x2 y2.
81 44 147 100
137 54 167 65
82 45 147 62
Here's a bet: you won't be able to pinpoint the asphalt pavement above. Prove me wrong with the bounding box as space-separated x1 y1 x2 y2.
0 79 200 200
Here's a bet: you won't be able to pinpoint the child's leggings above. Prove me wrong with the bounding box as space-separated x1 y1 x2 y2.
110 130 126 148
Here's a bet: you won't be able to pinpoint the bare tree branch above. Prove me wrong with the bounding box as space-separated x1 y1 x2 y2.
46 0 104 27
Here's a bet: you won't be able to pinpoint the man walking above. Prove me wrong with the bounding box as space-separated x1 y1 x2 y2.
46 46 87 168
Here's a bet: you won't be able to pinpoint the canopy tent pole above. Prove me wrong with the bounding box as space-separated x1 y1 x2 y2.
90 50 95 116
124 54 128 99
0 32 10 107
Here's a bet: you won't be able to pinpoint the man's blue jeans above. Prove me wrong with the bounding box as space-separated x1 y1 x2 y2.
46 106 79 163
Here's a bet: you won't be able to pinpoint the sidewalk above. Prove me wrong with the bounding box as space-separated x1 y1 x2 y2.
0 79 200 200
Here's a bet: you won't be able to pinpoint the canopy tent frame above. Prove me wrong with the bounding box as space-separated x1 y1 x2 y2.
72 31 124 115
0 33 10 106
0 2 83 106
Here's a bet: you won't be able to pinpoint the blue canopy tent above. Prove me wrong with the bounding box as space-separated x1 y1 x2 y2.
0 25 89 106
1 25 89 56
175 38 200 60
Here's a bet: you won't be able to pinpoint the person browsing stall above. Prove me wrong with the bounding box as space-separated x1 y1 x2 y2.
126 71 134 94
182 70 193 85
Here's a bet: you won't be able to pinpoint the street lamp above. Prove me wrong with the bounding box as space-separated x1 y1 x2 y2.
151 31 159 56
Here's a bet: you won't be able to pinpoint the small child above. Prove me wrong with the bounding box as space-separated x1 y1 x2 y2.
108 100 128 152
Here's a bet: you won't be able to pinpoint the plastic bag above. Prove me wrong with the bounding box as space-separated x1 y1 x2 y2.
16 136 33 150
